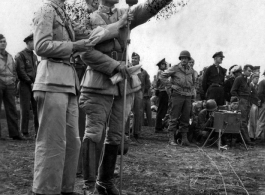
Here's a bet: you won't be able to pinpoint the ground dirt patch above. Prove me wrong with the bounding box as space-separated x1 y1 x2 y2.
0 120 265 195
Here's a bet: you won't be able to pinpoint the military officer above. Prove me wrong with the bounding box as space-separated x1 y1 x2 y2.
31 0 131 194
79 0 173 194
155 58 169 133
15 34 39 137
160 50 195 146
202 51 227 106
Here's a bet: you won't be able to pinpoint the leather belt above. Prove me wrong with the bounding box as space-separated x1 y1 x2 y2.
105 51 125 61
41 57 70 65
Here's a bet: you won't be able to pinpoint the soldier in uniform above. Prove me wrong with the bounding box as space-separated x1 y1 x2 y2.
0 34 23 140
224 65 242 104
79 0 172 194
202 51 227 106
31 0 131 194
15 34 39 137
155 58 169 133
160 50 195 146
230 64 255 146
130 52 151 137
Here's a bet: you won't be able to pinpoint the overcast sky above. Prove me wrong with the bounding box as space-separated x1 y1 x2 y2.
1 0 265 78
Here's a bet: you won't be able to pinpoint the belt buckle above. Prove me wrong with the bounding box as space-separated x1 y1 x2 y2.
111 51 118 60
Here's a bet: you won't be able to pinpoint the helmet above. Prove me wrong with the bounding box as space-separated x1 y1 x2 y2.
179 50 191 60
205 99 217 111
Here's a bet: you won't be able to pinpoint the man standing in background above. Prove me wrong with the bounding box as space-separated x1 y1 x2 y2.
131 52 151 137
0 34 23 140
15 34 38 138
155 58 169 133
161 50 195 146
202 51 227 106
230 64 255 146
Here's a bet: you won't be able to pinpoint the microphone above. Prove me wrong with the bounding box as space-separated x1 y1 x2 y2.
126 0 138 6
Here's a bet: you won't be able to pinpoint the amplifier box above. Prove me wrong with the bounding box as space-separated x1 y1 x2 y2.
213 111 241 133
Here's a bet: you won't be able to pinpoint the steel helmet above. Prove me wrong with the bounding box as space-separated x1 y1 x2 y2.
206 99 217 111
179 50 191 60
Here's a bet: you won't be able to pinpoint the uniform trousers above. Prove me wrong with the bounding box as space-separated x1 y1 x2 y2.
142 96 152 126
155 91 168 131
238 98 251 142
0 81 20 138
248 104 259 139
257 102 265 138
79 92 134 145
132 90 143 136
168 93 192 133
33 91 81 194
19 81 38 135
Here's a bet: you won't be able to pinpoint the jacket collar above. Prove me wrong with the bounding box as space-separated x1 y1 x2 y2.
24 48 34 54
98 4 117 15
0 50 8 59
48 0 65 9
177 62 192 73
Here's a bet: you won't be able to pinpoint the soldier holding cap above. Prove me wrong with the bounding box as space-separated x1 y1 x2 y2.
154 58 169 133
0 34 23 140
15 34 39 137
202 51 227 105
160 50 196 146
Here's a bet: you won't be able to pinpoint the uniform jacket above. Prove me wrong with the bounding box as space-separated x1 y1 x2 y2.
80 0 172 96
202 64 227 92
156 70 167 92
15 48 38 84
33 0 78 94
230 75 251 99
196 109 213 130
258 78 265 104
160 63 195 96
0 51 17 85
138 68 151 96
224 76 235 102
33 0 116 94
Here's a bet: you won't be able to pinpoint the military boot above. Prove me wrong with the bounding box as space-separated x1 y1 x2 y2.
82 138 97 195
95 144 119 195
181 132 195 147
168 131 178 146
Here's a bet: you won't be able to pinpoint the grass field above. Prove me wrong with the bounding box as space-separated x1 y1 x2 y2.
0 117 265 195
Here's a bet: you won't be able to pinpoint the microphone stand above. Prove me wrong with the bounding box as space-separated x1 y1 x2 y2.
119 5 132 195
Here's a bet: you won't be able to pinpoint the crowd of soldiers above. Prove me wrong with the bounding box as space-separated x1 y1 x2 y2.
1 0 265 194
152 50 265 148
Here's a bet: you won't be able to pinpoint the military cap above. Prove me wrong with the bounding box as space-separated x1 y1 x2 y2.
132 52 140 58
229 65 237 72
212 51 225 58
156 58 166 66
231 65 242 74
23 33 33 43
0 34 5 40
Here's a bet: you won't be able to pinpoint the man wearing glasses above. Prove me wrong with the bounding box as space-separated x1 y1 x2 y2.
202 51 227 105
230 64 255 146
